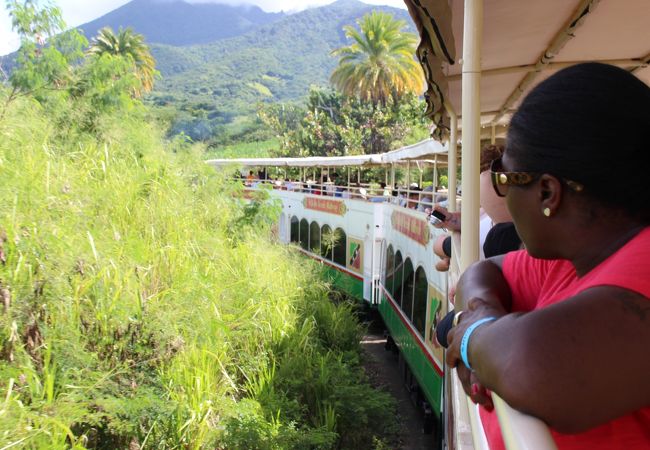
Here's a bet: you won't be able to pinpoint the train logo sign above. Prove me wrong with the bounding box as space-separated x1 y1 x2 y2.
302 197 347 216
347 238 363 274
391 211 430 245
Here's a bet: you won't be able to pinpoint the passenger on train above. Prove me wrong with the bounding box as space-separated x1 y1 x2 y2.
245 170 255 186
431 145 520 271
407 185 421 209
444 63 650 449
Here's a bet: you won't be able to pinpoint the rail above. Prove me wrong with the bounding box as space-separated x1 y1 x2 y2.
446 233 557 450
238 177 456 212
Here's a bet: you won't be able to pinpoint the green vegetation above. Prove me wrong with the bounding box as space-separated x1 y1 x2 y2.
0 2 399 448
259 87 430 157
331 11 423 105
205 138 279 160
87 27 158 97
143 1 416 148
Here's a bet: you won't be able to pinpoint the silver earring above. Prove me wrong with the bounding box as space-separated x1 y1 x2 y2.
543 207 551 217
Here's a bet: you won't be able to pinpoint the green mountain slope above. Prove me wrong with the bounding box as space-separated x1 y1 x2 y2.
149 0 415 127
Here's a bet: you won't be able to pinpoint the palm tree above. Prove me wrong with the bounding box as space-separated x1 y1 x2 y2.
330 12 424 106
87 27 156 97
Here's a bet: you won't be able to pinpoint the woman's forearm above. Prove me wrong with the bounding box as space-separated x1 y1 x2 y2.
455 258 512 311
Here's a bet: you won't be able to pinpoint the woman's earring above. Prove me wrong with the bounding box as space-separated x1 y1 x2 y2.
543 207 551 217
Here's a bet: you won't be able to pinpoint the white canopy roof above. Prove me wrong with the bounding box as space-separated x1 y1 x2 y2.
205 138 449 168
406 0 650 140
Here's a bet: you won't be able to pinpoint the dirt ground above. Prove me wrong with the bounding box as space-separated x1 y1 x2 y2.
361 332 439 450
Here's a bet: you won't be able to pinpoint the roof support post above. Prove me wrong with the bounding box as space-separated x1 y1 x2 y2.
406 160 411 187
445 102 458 213
460 0 483 273
433 156 438 190
491 125 496 144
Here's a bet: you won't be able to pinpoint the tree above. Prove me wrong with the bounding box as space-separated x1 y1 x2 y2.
87 27 157 97
330 11 424 106
259 87 430 157
1 0 87 119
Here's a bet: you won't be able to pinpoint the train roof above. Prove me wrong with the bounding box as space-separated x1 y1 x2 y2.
206 137 450 168
407 0 650 140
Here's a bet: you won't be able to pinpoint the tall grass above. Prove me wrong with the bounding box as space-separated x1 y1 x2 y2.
204 138 278 159
0 92 396 449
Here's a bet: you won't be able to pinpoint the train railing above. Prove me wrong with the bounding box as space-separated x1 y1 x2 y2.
446 235 557 450
239 177 454 212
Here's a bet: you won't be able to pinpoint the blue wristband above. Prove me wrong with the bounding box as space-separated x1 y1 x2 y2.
460 317 497 371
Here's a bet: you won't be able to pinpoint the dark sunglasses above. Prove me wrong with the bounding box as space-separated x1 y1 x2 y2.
489 157 584 197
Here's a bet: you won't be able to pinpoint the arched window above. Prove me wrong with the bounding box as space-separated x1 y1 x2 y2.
310 221 321 254
384 244 394 294
299 219 309 250
333 227 347 267
290 216 299 243
392 251 403 302
413 266 428 337
401 258 415 319
321 224 333 260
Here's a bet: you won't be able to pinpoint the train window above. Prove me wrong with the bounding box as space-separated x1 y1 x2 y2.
392 251 403 304
321 224 333 260
290 216 299 243
384 244 394 295
299 219 309 250
333 227 347 267
310 221 320 254
401 258 415 320
413 266 428 337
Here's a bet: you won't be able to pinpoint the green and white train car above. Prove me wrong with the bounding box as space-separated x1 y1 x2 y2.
209 139 454 437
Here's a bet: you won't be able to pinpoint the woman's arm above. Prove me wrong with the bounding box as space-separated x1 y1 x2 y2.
453 256 511 311
448 285 650 433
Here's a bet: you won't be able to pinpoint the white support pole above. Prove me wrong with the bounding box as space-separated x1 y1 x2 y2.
390 164 395 188
460 0 483 272
347 167 351 186
406 161 411 187
445 102 458 213
433 156 438 188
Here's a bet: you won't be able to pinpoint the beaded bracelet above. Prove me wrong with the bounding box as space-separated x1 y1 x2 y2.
460 317 497 371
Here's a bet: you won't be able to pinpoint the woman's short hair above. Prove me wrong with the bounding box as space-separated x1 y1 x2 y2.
480 144 504 173
506 62 650 222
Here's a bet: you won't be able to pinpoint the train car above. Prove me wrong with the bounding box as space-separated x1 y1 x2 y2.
208 139 456 440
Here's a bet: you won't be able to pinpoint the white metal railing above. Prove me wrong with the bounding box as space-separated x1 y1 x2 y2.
238 177 456 213
447 234 557 450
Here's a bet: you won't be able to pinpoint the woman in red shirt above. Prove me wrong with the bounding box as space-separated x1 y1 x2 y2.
444 63 650 449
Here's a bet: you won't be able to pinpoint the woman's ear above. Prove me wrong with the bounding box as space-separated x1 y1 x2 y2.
539 174 563 216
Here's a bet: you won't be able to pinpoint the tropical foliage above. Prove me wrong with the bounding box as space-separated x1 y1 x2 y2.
259 87 430 157
0 2 400 448
330 11 424 106
87 27 157 97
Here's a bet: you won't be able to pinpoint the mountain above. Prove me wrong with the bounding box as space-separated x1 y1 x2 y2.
2 0 416 142
147 0 415 138
79 0 286 47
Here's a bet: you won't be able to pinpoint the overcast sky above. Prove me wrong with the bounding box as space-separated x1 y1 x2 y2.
1 0 406 55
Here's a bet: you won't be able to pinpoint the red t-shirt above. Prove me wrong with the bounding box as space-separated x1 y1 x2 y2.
480 226 650 450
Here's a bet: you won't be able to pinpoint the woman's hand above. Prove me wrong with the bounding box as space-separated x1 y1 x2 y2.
445 297 507 409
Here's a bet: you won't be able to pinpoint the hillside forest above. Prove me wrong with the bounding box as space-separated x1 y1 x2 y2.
0 1 422 448
0 0 436 448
